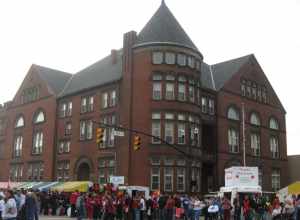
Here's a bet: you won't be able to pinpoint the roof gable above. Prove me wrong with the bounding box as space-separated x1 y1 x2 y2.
136 2 199 53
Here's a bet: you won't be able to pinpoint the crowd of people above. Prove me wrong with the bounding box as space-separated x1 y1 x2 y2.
0 185 300 220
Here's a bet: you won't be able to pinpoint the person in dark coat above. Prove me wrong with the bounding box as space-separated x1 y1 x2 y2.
25 192 39 220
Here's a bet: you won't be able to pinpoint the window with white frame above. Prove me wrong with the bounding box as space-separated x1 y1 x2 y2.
165 52 176 64
272 169 280 191
251 133 260 157
178 83 186 101
270 136 279 159
65 122 72 136
57 160 70 181
151 122 161 144
227 107 240 120
58 140 70 154
27 162 44 181
177 53 186 66
187 56 195 68
81 96 94 113
10 164 23 181
110 90 117 107
34 111 45 124
59 101 72 117
102 92 108 109
32 131 43 155
99 115 116 147
13 136 23 158
108 115 116 146
79 120 93 141
151 167 160 190
176 167 185 192
152 82 162 100
250 113 261 126
164 167 173 192
208 99 215 115
152 52 163 64
269 117 279 130
152 74 162 81
165 83 175 100
177 123 185 144
201 97 207 113
228 128 239 153
15 116 25 128
165 122 174 144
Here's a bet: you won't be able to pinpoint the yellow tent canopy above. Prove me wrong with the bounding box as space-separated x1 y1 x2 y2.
51 181 92 192
287 181 300 195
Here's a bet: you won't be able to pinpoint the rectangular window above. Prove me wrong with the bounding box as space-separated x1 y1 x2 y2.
270 137 279 159
246 81 251 97
32 132 43 155
189 86 195 103
187 56 195 68
13 136 23 158
241 83 246 97
178 83 186 101
150 157 161 165
151 167 160 190
65 122 72 136
251 133 261 156
165 52 176 64
152 52 164 64
81 97 87 113
28 162 44 181
177 123 185 144
10 164 23 181
152 113 161 120
98 168 106 184
201 97 207 114
108 115 116 147
165 83 175 100
81 96 93 113
177 53 186 66
165 122 174 144
57 161 70 181
272 169 280 191
59 103 67 117
208 99 215 115
152 122 161 144
164 167 173 192
110 90 117 107
228 129 239 153
262 88 267 103
102 93 108 109
177 167 185 192
165 113 174 120
152 82 162 100
257 87 262 102
80 120 93 141
67 101 72 116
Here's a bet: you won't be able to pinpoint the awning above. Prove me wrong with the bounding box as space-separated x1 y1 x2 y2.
0 182 22 189
17 182 36 189
51 181 92 192
35 182 62 191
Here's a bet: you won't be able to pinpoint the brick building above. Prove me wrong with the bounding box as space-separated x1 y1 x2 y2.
0 1 287 193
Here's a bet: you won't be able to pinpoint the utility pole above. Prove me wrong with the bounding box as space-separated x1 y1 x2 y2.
242 102 246 166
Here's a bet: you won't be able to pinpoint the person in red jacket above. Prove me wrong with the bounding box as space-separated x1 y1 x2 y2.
243 195 251 220
70 190 80 217
85 193 94 219
165 195 175 220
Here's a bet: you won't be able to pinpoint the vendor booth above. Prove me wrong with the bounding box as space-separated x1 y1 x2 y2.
277 181 300 201
51 181 93 192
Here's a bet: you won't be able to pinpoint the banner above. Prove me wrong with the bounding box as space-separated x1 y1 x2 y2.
109 176 125 186
225 166 258 187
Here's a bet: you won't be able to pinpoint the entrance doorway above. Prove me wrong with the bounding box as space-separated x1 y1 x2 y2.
77 163 90 181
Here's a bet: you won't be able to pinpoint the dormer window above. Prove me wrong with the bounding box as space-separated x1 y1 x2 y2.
15 116 25 128
165 52 176 64
152 52 163 64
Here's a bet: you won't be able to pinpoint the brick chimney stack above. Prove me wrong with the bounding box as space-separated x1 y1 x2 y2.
111 49 117 65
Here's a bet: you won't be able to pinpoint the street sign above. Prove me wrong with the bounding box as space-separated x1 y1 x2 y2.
113 130 125 137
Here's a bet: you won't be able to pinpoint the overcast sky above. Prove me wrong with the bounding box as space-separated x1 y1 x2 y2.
0 0 299 155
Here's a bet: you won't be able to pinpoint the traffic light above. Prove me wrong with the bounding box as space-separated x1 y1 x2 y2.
96 127 104 145
133 135 141 151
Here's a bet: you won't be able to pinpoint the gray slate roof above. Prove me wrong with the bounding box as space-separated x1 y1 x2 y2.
59 50 123 97
201 62 215 90
136 1 199 53
33 65 72 95
211 54 252 90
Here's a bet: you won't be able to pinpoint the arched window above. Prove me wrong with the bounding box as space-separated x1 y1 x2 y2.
34 111 45 124
269 117 279 130
250 112 261 126
227 107 239 121
15 116 25 128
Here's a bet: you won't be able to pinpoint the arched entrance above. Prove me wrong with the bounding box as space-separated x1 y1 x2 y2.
77 163 90 181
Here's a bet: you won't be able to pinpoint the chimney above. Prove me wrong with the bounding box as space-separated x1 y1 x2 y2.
111 49 117 65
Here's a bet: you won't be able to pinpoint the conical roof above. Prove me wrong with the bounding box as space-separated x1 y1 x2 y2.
136 1 199 53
